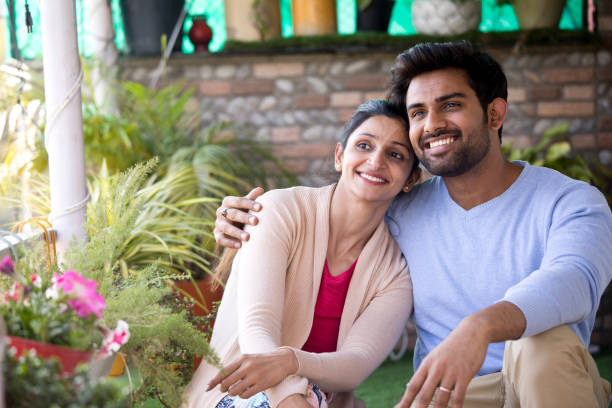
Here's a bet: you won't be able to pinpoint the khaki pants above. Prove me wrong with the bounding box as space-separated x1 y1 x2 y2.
419 325 611 408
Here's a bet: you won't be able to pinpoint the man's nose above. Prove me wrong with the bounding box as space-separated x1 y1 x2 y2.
424 111 447 135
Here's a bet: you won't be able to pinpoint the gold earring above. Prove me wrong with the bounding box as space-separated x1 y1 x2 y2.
402 184 411 193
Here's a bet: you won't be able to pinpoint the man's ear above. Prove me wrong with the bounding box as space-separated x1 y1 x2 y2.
334 142 343 172
487 98 507 131
403 166 422 192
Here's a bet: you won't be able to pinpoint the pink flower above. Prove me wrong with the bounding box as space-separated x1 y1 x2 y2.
52 270 106 319
100 320 130 356
30 274 41 288
0 256 14 276
3 283 21 303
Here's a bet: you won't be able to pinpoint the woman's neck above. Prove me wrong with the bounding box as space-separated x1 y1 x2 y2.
326 182 392 274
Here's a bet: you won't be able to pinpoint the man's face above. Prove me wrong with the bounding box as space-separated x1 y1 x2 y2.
405 68 492 177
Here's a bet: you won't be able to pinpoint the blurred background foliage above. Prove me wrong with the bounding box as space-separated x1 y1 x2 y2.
0 61 296 280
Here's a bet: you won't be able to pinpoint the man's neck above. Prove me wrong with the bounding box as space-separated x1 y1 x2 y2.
443 155 523 211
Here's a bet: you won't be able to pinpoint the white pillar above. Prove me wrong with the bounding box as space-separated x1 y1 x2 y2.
88 0 118 114
40 0 87 259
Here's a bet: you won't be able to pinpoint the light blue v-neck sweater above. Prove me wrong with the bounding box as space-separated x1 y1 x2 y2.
386 161 612 376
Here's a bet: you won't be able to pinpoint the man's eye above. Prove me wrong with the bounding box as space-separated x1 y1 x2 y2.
410 110 424 119
445 102 460 109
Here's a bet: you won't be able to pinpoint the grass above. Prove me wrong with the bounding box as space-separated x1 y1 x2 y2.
355 348 612 408
110 347 612 407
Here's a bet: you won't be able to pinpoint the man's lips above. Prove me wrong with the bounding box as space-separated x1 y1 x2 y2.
420 131 460 151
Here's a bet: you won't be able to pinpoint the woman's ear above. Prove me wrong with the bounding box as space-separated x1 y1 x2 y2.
403 166 422 193
487 98 507 131
334 143 343 172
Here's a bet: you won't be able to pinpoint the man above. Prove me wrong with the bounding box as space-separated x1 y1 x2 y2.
213 41 612 407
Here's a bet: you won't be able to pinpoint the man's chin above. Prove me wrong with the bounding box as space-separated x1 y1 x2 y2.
422 161 470 178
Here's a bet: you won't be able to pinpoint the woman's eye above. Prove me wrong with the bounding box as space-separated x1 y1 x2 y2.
390 152 404 160
357 142 370 150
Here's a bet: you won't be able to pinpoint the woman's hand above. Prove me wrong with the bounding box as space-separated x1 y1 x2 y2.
278 394 313 408
206 348 299 399
214 187 265 249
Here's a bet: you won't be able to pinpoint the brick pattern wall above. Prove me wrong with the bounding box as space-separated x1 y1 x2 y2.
122 40 612 186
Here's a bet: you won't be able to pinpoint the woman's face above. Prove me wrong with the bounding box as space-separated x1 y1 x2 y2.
335 115 416 204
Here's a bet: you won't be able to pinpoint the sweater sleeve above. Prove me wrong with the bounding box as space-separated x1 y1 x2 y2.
288 264 412 392
234 192 309 406
502 183 612 338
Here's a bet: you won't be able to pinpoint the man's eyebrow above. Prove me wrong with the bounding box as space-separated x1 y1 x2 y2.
406 92 467 111
435 92 466 103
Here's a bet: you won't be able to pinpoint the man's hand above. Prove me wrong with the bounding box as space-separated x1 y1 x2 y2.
206 348 298 399
214 187 265 249
278 393 313 408
396 317 488 408
396 302 526 408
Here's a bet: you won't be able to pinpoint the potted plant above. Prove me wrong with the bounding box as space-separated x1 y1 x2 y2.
62 159 221 407
225 0 282 41
496 0 566 30
4 349 128 407
0 256 130 375
356 0 395 33
411 0 481 36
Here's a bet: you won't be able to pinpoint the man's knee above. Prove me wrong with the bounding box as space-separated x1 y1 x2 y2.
503 325 610 408
506 325 581 375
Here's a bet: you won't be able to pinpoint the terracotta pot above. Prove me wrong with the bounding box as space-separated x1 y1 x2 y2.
291 0 337 36
173 275 223 317
512 0 565 30
7 336 92 375
225 0 281 41
173 276 224 371
188 15 213 53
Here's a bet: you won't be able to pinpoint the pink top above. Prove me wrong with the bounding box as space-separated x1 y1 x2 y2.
302 258 358 353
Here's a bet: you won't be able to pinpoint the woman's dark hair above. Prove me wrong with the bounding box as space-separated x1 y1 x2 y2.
387 40 508 141
341 99 418 174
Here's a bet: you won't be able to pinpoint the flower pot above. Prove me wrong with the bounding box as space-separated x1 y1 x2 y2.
108 352 126 377
120 0 185 56
188 15 213 53
173 276 224 370
224 0 282 41
291 0 337 36
7 336 92 375
356 0 394 32
173 275 223 317
411 0 481 36
512 0 565 30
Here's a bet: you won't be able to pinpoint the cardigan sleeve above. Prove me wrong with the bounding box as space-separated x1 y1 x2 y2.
234 191 309 406
288 263 412 392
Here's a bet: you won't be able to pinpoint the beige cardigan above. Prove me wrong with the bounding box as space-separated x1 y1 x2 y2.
185 185 412 408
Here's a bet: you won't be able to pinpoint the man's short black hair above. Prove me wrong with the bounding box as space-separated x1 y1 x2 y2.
387 40 508 141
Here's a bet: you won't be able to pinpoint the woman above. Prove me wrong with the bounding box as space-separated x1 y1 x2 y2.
185 99 421 408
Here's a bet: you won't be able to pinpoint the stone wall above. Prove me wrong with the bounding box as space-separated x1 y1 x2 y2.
122 40 612 186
